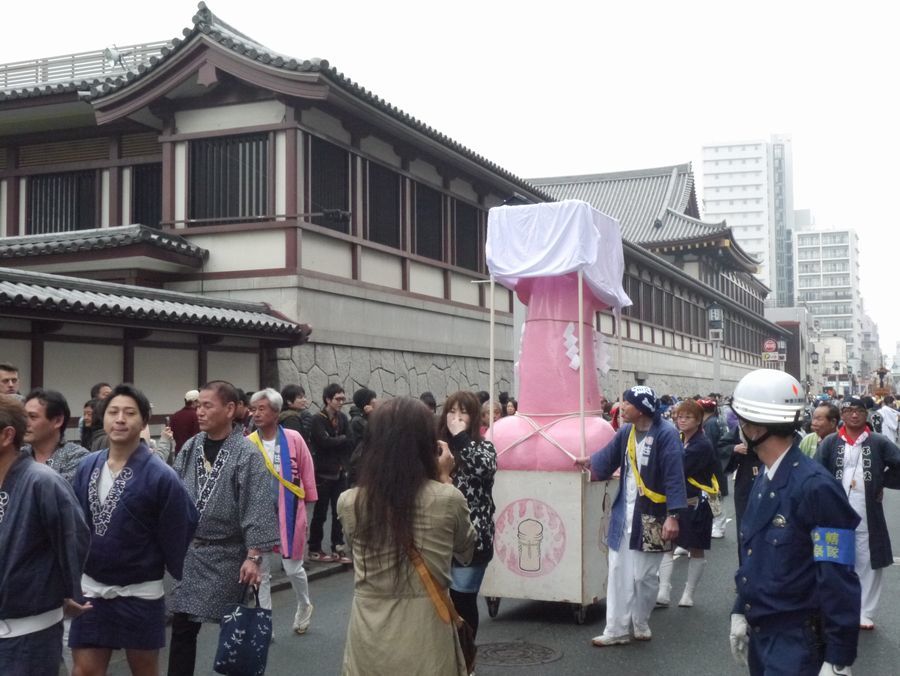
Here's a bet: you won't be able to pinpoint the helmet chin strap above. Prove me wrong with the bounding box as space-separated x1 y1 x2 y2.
739 424 772 452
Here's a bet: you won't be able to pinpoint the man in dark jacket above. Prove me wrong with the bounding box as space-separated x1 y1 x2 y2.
347 388 378 487
278 384 313 445
307 384 352 563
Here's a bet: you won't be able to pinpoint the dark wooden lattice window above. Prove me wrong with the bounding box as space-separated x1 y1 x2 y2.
454 202 479 271
310 136 350 233
132 163 162 227
414 183 443 261
189 134 268 224
27 171 96 234
367 161 400 248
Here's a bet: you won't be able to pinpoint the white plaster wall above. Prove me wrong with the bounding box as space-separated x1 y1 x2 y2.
0 338 30 392
275 131 286 220
206 351 259 391
359 136 401 168
176 101 286 134
44 342 123 415
408 158 442 186
189 230 285 272
492 284 511 313
301 108 351 145
174 142 187 226
409 261 443 298
360 249 402 289
101 170 110 227
450 272 479 306
121 167 132 224
134 346 198 416
301 231 352 277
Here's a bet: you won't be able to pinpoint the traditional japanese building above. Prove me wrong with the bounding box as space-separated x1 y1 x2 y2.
0 3 786 410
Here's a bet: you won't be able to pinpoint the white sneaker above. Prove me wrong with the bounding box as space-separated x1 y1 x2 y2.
293 603 314 634
678 590 694 607
711 528 725 539
633 625 652 641
656 585 671 607
591 633 631 647
673 546 689 558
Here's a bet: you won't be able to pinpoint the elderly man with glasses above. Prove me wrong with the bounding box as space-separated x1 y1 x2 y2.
815 396 900 630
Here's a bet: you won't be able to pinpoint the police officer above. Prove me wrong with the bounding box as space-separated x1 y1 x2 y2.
728 370 861 676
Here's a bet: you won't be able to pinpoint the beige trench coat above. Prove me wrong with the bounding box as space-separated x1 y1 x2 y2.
338 481 475 676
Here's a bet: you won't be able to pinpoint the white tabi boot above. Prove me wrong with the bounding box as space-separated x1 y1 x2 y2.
656 552 674 607
679 557 708 607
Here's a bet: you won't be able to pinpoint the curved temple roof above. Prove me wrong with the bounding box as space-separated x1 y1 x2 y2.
0 266 310 343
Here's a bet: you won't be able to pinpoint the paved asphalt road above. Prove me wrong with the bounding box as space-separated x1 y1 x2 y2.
104 492 900 675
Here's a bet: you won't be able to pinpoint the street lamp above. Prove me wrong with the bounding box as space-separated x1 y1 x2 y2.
810 350 819 365
707 302 723 394
847 365 854 395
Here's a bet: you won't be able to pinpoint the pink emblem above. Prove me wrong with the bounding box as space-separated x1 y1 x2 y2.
494 498 566 577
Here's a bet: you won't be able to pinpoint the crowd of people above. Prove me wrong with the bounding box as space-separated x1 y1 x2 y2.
1 355 898 675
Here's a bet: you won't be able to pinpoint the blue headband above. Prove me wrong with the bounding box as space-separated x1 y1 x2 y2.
624 386 658 418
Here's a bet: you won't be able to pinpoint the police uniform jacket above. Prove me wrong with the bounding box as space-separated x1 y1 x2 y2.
734 445 861 667
816 430 900 570
590 418 687 552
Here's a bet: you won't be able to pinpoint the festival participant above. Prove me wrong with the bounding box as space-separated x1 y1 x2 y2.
657 399 717 608
167 381 279 676
23 389 90 485
730 370 860 675
815 396 900 630
248 388 318 635
576 386 687 646
69 385 198 676
0 395 90 676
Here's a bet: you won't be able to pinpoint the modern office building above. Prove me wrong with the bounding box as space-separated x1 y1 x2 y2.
701 135 795 307
793 228 863 380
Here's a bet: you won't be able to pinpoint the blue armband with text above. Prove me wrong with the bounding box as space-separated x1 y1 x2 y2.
812 527 855 565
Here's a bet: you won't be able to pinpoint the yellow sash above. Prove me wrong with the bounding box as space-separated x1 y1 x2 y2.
627 425 667 504
688 474 720 496
248 431 306 500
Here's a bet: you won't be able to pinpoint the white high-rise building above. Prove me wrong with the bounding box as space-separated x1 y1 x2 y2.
793 228 863 377
701 135 795 306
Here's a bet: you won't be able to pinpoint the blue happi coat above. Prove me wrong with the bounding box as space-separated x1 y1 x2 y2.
589 419 687 551
72 443 198 586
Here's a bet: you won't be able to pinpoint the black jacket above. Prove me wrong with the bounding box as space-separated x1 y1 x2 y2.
308 410 352 479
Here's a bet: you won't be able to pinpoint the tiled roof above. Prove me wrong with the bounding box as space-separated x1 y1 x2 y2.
0 267 310 342
531 163 760 272
0 224 207 263
0 3 552 202
529 164 716 243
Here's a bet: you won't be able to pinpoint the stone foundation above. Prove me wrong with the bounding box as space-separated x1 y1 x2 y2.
271 343 513 409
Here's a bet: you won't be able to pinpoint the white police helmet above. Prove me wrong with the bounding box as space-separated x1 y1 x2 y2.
731 369 805 426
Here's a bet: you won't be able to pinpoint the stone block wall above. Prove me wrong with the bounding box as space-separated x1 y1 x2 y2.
270 343 513 411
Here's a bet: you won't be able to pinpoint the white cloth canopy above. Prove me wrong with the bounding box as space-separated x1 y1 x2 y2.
485 200 631 311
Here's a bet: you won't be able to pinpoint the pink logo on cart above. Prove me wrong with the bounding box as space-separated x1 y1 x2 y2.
494 498 566 577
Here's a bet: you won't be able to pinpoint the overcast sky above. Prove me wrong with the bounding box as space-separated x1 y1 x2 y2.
4 0 899 360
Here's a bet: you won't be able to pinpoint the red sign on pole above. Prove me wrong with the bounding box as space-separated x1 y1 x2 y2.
763 339 778 353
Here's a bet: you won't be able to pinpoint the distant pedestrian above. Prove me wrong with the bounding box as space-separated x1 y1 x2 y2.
279 384 314 444
168 390 200 457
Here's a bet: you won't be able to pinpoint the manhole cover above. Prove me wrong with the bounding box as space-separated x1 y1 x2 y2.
478 642 563 666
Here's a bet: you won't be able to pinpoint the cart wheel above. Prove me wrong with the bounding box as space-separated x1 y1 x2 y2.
486 597 501 618
572 604 587 625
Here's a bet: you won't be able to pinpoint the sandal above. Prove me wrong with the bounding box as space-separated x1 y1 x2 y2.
309 551 335 562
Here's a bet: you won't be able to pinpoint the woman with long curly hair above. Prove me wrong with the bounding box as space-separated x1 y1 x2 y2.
338 397 474 676
438 390 497 639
